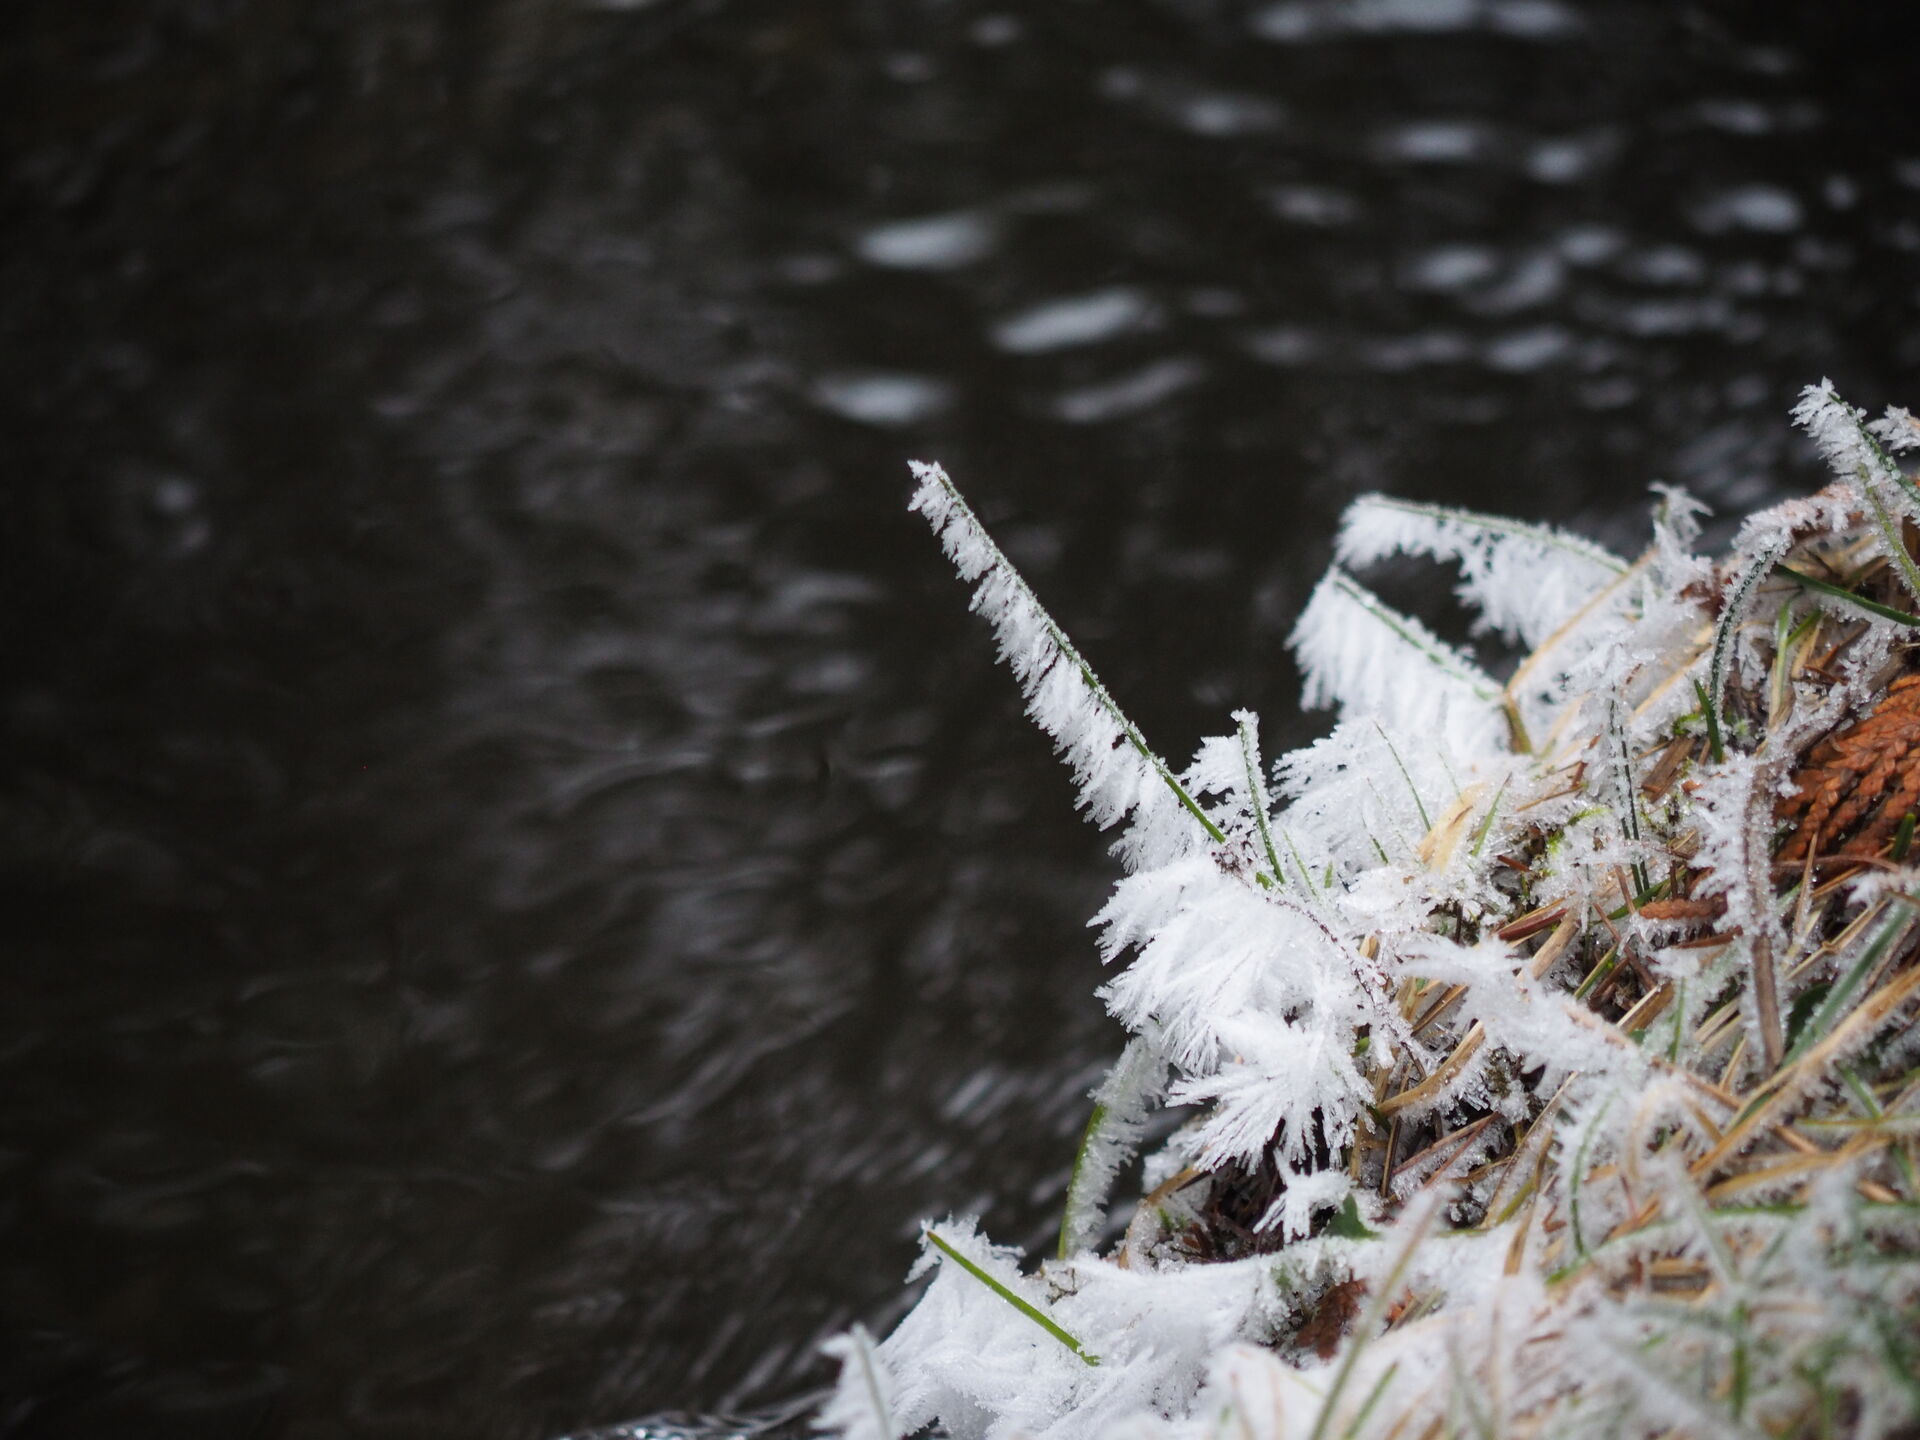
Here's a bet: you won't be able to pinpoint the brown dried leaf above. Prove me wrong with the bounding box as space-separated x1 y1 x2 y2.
1778 674 1920 862
1294 1278 1367 1360
1638 896 1728 922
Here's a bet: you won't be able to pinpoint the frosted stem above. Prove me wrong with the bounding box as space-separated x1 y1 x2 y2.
909 461 1228 849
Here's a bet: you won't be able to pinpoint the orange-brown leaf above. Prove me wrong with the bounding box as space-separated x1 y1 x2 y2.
1295 1278 1367 1360
1778 674 1920 862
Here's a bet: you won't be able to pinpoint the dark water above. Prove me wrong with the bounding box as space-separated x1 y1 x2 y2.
5 3 1920 1436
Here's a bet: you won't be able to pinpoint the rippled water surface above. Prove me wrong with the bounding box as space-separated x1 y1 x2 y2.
5 3 1920 1437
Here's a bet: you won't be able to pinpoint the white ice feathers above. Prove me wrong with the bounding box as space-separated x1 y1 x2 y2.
1793 378 1920 601
817 1326 899 1440
1290 570 1509 757
909 460 1220 870
1336 493 1628 649
1057 1035 1171 1258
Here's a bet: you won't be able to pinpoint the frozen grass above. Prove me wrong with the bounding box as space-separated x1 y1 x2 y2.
822 385 1920 1440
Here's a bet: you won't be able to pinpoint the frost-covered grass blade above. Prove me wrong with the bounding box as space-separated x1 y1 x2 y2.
1336 492 1627 649
1291 569 1519 754
1057 1036 1166 1258
909 460 1227 854
817 1325 899 1440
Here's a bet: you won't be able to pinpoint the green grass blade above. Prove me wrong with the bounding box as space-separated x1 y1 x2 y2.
1768 603 1822 719
926 1230 1100 1367
1841 1066 1920 1193
1469 775 1509 859
1693 678 1724 767
1566 1094 1613 1259
1284 827 1321 894
1375 723 1431 832
1341 1362 1400 1440
1307 1200 1436 1440
1785 905 1914 1064
1780 565 1920 627
1609 703 1648 895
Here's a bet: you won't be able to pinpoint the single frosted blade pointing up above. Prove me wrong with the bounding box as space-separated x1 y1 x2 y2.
908 461 1224 868
817 1325 899 1440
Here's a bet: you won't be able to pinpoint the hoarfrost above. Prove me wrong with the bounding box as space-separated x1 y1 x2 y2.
856 389 1920 1440
1290 570 1507 757
1335 493 1627 648
1058 1035 1170 1257
817 1325 899 1440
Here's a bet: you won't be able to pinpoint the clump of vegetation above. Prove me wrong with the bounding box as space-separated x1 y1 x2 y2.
822 382 1920 1440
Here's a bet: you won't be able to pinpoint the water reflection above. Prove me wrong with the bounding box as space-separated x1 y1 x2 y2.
3 2 1919 1438
854 212 1001 272
1251 0 1583 41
